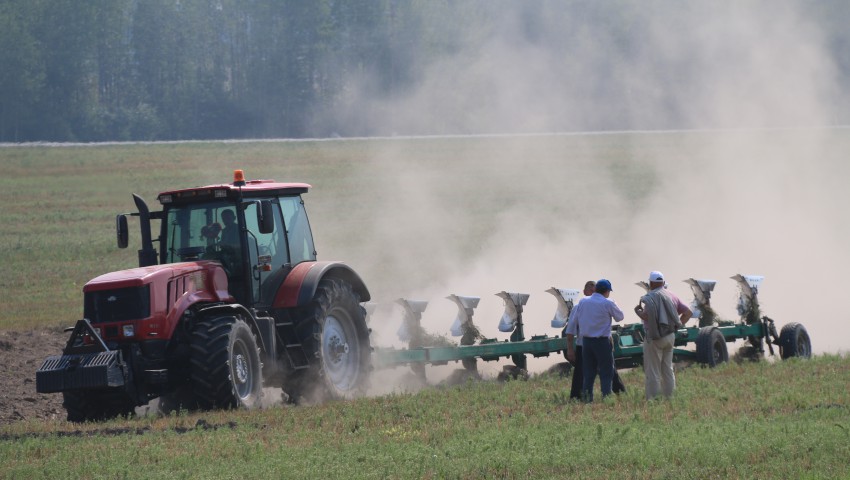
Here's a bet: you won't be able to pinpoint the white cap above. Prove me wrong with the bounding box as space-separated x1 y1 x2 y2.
649 271 664 283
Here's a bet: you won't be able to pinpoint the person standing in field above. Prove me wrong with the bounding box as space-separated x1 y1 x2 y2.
633 271 692 400
568 279 624 402
565 280 627 400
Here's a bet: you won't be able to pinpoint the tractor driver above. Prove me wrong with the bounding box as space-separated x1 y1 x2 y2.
219 209 239 247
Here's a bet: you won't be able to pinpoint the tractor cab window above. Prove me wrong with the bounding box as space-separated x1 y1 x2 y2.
244 199 287 303
280 196 316 265
163 201 238 265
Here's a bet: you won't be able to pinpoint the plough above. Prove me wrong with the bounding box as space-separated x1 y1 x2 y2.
371 274 812 379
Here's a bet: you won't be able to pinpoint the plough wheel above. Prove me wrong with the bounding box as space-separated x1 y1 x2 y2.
695 327 729 367
779 322 812 359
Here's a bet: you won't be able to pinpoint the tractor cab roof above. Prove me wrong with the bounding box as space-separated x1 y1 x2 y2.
157 171 311 205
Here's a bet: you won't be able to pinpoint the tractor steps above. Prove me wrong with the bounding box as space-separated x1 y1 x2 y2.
275 320 310 371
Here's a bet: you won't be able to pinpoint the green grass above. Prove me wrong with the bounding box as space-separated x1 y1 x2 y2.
2 355 848 479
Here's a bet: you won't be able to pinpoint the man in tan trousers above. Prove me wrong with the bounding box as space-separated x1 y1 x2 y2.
634 271 692 399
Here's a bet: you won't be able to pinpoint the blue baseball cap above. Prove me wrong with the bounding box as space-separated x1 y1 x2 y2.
596 279 613 292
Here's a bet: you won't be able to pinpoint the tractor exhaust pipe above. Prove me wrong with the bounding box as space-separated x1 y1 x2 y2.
132 194 158 267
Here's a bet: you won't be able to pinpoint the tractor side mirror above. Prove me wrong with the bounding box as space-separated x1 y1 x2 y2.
258 200 274 234
116 214 129 249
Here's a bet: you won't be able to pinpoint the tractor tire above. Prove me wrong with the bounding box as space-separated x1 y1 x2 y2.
695 327 729 367
62 390 135 423
189 315 263 410
779 322 812 359
288 278 372 402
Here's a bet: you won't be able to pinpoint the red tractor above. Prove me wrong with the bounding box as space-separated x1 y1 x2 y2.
37 170 372 421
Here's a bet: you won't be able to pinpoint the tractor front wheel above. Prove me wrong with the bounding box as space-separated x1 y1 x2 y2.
189 315 263 410
779 322 812 359
695 327 729 367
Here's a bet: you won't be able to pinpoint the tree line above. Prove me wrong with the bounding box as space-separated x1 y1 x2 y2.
0 0 444 141
2 0 849 142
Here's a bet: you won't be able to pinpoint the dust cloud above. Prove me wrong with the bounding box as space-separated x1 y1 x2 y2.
312 1 848 386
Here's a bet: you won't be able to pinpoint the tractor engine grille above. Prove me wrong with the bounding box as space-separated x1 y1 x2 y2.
84 285 151 324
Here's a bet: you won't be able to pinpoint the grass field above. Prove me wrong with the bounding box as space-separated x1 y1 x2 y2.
2 354 848 479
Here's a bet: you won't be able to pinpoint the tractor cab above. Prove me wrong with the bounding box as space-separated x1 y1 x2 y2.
118 170 317 307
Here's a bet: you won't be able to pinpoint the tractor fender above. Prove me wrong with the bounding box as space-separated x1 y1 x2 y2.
193 303 271 354
273 261 371 308
160 262 233 339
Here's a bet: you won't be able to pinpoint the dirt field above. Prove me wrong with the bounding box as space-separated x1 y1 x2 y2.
0 327 570 426
0 329 67 425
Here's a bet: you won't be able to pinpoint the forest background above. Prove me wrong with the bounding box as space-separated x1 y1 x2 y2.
3 0 850 143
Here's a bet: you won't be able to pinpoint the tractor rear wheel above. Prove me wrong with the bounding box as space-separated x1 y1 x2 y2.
779 322 812 359
288 278 371 402
189 315 263 410
695 327 729 367
62 389 135 422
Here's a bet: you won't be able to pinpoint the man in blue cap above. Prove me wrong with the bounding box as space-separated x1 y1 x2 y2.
567 278 624 402
565 280 627 400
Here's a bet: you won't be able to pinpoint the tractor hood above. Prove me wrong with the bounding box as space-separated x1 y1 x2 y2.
84 261 231 302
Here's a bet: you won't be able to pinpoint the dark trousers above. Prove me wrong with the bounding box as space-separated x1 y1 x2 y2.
570 344 625 399
581 337 618 402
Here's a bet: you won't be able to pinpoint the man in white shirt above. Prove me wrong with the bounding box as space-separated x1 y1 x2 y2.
568 279 624 402
565 280 626 400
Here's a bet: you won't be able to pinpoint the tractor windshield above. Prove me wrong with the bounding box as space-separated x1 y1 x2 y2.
163 201 239 265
